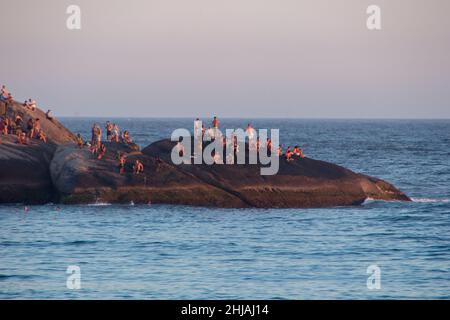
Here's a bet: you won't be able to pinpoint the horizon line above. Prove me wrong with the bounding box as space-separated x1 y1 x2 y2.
56 115 450 120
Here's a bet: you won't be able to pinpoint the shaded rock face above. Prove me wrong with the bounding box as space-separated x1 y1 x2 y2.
142 139 410 208
0 135 56 204
0 100 76 204
50 142 247 207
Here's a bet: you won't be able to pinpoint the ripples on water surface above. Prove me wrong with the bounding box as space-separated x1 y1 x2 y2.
0 119 449 299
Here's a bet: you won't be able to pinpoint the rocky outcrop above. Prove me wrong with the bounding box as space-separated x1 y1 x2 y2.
0 100 76 204
49 138 410 208
141 139 410 208
1 99 410 207
0 135 56 204
50 142 247 207
4 100 77 144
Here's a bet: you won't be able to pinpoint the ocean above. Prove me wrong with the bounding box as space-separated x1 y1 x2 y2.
0 119 449 299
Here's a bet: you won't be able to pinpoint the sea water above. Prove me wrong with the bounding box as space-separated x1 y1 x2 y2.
0 119 449 299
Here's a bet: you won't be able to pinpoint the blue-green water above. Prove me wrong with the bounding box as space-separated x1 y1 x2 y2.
0 119 449 299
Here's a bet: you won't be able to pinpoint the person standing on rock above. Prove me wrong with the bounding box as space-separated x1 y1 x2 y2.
0 85 9 102
91 124 96 146
106 122 113 141
27 118 34 138
0 85 7 96
76 133 84 148
194 118 201 137
96 125 102 147
113 124 119 142
33 119 41 139
118 153 126 174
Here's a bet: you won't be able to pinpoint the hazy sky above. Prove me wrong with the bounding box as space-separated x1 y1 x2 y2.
1 0 449 118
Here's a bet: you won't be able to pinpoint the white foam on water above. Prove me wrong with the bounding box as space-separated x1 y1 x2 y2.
87 202 111 206
362 197 376 205
411 198 450 203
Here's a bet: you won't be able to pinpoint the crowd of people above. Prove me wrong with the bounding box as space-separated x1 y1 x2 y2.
0 86 48 145
193 116 306 163
2 84 307 178
74 121 142 175
1 85 143 175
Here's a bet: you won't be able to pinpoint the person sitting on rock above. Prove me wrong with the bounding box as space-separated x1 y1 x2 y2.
15 115 23 127
45 110 53 121
122 130 132 144
24 99 32 110
90 143 98 155
133 160 144 175
1 117 9 135
118 153 126 175
25 99 36 111
285 146 294 162
6 93 13 104
15 127 22 140
16 130 27 145
299 148 305 158
293 146 305 158
38 129 47 143
277 145 283 156
0 85 10 104
76 133 84 148
0 85 8 98
97 143 107 160
175 140 185 157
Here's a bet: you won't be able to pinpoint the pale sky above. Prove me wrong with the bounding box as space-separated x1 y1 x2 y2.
1 0 449 118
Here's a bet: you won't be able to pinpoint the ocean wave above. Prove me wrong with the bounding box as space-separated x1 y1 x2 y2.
362 197 400 205
411 198 450 203
87 202 111 206
362 197 376 204
363 197 450 205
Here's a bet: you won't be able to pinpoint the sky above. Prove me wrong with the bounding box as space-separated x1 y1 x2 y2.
1 0 449 118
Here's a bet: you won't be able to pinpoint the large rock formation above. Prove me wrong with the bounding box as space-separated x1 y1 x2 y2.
0 135 56 204
48 138 411 207
141 139 410 208
0 101 77 204
50 142 247 207
1 100 410 207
